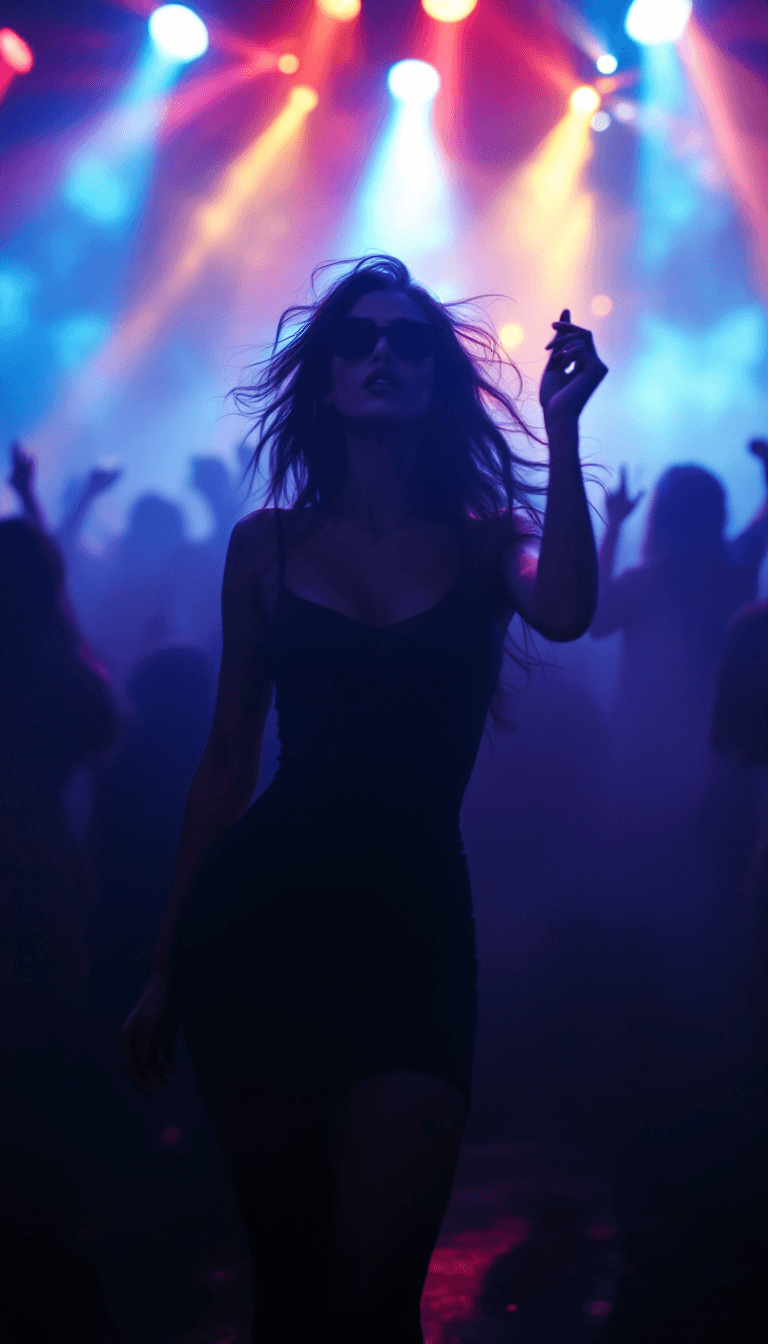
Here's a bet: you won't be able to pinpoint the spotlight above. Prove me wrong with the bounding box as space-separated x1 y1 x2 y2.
387 60 441 105
289 85 319 113
499 322 525 351
148 5 209 62
0 28 34 73
596 53 618 75
277 53 300 74
590 111 611 132
590 295 613 317
624 0 692 45
421 0 479 21
570 85 601 116
317 0 362 19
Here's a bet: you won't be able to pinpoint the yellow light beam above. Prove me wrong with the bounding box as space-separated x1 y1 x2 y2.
31 86 319 465
473 100 596 373
509 105 594 304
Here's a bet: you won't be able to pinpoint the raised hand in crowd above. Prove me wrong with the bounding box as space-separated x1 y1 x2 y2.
190 455 241 547
605 466 644 531
58 462 122 550
748 436 768 480
8 441 46 530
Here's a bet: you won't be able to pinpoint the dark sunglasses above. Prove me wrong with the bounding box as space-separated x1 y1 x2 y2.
327 316 441 363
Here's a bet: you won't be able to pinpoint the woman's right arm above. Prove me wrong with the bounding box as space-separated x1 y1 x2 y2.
122 512 275 1095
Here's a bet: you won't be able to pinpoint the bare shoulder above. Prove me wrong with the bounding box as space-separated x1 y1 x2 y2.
226 508 280 580
221 509 283 625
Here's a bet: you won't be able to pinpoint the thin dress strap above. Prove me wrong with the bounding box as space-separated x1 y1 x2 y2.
274 507 287 590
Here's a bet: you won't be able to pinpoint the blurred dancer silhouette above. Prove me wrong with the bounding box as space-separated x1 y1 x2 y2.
712 599 768 1098
0 513 117 1339
592 441 768 826
122 256 606 1343
8 441 122 654
91 492 188 685
180 456 245 664
0 516 116 1009
90 646 215 1027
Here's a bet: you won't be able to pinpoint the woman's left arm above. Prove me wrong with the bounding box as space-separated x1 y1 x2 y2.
503 310 607 641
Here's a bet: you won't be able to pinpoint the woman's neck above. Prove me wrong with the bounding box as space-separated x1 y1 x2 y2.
332 420 421 534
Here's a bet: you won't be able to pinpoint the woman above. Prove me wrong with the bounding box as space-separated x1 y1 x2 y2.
591 447 768 825
123 256 605 1343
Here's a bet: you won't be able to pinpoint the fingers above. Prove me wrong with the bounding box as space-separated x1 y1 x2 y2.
545 320 594 351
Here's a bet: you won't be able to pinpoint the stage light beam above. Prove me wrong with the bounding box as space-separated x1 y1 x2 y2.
625 0 692 46
570 86 601 116
317 0 362 20
422 0 479 21
289 85 319 114
387 60 441 105
148 6 209 63
342 59 450 268
596 54 618 75
30 84 321 468
0 28 33 73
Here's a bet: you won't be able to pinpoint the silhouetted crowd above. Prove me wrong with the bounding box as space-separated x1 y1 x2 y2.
1 440 767 1342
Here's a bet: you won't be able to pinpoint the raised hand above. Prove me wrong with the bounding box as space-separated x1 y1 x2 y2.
85 463 122 498
539 309 608 431
8 441 36 500
748 438 768 484
606 466 644 528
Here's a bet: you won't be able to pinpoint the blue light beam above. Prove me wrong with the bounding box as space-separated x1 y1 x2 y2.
63 38 188 227
341 61 455 271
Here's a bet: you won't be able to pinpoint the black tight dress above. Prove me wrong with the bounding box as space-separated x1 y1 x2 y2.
173 515 507 1109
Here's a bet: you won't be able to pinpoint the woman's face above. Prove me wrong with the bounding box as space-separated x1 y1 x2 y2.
325 289 437 426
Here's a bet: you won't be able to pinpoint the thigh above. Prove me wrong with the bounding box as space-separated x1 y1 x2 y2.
328 1070 467 1321
210 1094 336 1340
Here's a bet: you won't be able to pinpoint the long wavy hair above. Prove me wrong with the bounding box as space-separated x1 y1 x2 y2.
232 255 544 528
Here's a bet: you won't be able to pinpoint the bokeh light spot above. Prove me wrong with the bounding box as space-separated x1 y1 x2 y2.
625 0 692 45
317 0 362 20
0 265 38 332
289 85 319 113
0 28 34 73
596 53 618 75
591 111 611 132
277 53 300 75
148 5 209 63
591 294 613 317
499 322 525 350
387 60 441 105
161 1124 181 1147
570 85 601 116
50 313 110 370
421 0 479 22
612 99 636 122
